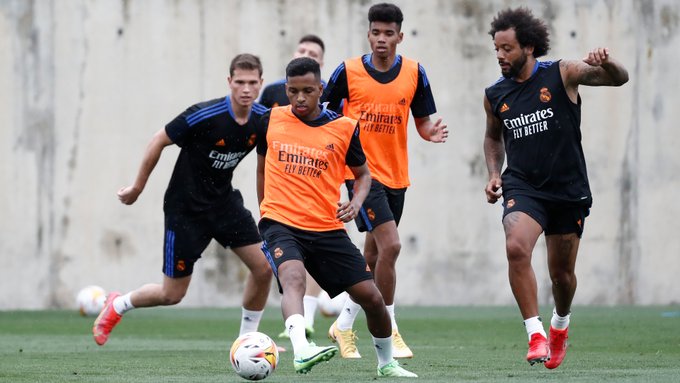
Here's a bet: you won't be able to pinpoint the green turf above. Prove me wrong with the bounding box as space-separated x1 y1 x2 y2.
1 306 679 382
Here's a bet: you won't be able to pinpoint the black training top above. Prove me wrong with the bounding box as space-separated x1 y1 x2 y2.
485 60 591 206
164 96 268 213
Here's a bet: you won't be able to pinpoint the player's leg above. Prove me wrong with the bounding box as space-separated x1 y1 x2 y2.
502 197 547 364
280 272 320 339
215 192 272 335
93 212 206 346
258 219 337 374
303 274 322 335
543 233 579 369
367 220 415 358
129 275 193 307
343 265 416 377
543 205 586 369
232 243 272 335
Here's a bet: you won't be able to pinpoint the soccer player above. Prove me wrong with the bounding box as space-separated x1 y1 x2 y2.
324 2 448 359
93 54 273 346
256 56 416 377
259 34 326 108
259 34 346 339
483 7 628 368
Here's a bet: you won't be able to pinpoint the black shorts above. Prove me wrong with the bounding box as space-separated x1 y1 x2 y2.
502 194 590 238
163 189 261 278
345 179 406 232
258 218 373 298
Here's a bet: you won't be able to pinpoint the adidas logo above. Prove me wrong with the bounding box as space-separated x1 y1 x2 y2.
398 98 407 105
325 143 335 151
500 103 510 113
215 139 226 146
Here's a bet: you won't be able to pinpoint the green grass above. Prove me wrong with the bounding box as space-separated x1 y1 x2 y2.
1 306 679 382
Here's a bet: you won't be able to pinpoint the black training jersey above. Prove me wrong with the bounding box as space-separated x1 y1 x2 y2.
485 60 591 205
164 96 268 213
260 79 328 108
324 54 436 117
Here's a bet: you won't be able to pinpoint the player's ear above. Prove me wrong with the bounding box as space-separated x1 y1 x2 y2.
398 31 404 43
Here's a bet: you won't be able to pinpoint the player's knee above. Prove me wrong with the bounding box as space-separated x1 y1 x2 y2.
161 290 185 305
359 291 386 314
505 238 531 264
550 269 576 287
379 241 401 261
250 265 273 283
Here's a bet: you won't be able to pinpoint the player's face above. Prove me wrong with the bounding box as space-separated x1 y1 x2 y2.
286 72 323 120
368 21 403 59
493 28 531 79
228 68 263 108
294 42 324 67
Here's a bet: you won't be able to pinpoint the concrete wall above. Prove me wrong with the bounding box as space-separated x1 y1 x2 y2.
1 0 678 309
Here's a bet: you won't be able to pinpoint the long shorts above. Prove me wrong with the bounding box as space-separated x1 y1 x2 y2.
502 194 590 238
345 179 406 232
163 189 261 278
258 218 373 298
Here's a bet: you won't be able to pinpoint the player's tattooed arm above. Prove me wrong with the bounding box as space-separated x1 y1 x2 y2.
483 95 504 204
560 48 629 88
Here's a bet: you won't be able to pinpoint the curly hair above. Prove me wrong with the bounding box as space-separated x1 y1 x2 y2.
286 57 321 80
488 7 550 58
368 3 404 30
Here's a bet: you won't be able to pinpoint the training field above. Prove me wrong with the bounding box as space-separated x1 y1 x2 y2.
1 306 678 382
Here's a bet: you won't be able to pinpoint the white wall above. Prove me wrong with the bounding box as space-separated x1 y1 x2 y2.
1 0 678 309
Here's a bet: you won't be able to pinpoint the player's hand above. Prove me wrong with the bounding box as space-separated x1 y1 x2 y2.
583 47 610 67
429 118 449 143
118 185 142 205
336 201 357 223
485 177 502 204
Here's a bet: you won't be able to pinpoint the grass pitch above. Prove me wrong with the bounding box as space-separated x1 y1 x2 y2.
1 306 679 382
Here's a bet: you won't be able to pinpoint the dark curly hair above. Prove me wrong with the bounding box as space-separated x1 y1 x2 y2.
489 7 550 58
368 3 404 30
286 57 321 81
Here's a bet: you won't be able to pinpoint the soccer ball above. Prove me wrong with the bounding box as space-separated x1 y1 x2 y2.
76 285 107 317
229 332 278 381
318 290 348 317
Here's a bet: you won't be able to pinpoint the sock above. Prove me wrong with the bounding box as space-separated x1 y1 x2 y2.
551 308 571 330
523 316 546 340
336 297 362 331
239 308 264 336
112 292 134 315
373 335 393 368
303 295 319 329
285 314 309 353
385 304 398 331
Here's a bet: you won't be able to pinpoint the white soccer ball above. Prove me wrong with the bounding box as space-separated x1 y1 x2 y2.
229 332 279 381
318 290 348 318
76 285 107 317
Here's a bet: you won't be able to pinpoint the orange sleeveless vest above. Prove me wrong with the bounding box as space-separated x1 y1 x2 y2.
342 56 419 188
260 106 358 231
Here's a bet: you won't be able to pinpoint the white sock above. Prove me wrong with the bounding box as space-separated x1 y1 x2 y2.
239 308 264 336
112 292 134 315
385 304 398 331
372 335 393 368
285 314 309 353
336 297 362 330
303 295 318 329
551 308 571 330
523 316 546 340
